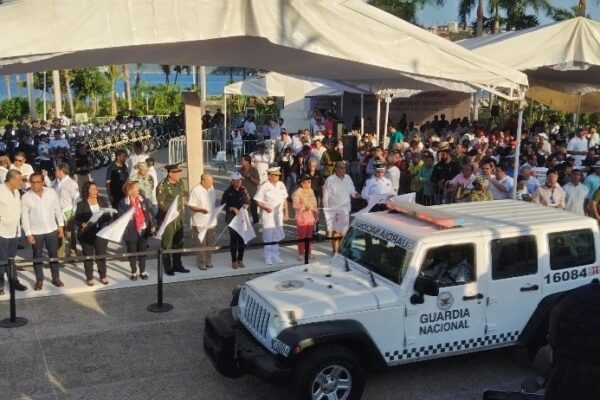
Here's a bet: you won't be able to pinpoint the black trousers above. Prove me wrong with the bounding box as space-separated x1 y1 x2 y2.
81 238 108 280
250 199 259 223
32 231 61 282
126 233 147 274
229 228 246 262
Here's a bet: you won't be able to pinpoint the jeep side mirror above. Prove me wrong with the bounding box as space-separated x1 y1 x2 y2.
414 276 439 297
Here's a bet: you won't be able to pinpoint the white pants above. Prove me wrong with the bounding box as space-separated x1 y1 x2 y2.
263 227 284 261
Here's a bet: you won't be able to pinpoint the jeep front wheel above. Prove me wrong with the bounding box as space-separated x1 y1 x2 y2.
289 344 365 400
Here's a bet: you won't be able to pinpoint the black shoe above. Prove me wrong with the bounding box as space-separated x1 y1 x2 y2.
206 264 214 269
140 273 149 280
15 283 28 291
164 270 175 276
174 267 190 273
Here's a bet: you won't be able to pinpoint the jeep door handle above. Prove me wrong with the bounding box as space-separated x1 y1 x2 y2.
520 285 539 292
463 293 484 301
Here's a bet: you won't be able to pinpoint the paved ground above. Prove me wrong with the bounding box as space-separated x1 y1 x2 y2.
0 148 534 399
0 275 533 400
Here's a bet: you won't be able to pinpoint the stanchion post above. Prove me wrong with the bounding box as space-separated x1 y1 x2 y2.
304 237 310 265
147 248 173 313
0 258 28 328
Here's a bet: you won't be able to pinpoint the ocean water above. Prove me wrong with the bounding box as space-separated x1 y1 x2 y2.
0 73 243 101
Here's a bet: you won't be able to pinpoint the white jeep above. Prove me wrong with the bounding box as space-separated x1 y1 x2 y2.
204 200 600 400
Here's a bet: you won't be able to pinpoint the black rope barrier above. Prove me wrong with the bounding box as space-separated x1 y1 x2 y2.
0 235 333 328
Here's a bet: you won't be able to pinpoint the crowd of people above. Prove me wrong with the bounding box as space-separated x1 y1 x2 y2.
2 109 600 294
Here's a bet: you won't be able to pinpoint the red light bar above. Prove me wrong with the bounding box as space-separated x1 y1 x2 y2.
386 200 462 229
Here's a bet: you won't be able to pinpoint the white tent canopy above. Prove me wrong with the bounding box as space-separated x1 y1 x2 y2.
224 72 369 97
459 17 600 113
0 0 527 96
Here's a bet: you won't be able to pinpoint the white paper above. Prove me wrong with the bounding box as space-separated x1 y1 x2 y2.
390 192 416 204
97 207 135 243
155 195 180 240
197 204 226 243
88 207 118 224
228 208 256 244
352 194 389 216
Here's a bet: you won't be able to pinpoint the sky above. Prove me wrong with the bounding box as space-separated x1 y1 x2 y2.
417 0 600 26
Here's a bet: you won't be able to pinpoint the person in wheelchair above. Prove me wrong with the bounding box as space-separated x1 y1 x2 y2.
422 247 473 286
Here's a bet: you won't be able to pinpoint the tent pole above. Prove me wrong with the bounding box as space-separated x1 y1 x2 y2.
376 95 381 146
512 107 524 200
223 94 228 162
360 94 364 135
383 93 390 149
575 92 582 127
340 94 344 122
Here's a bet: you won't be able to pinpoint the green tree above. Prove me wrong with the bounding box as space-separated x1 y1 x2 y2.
0 98 29 122
368 0 444 24
160 65 171 84
150 84 182 115
104 65 121 116
71 68 110 116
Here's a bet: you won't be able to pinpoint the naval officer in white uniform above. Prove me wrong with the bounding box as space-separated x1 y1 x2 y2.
361 165 395 212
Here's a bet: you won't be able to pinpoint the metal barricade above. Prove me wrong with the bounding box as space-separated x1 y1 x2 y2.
168 136 187 165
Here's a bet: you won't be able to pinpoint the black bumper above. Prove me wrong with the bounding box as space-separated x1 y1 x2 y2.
203 308 292 382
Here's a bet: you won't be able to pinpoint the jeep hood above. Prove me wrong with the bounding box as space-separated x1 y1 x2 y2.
246 263 398 322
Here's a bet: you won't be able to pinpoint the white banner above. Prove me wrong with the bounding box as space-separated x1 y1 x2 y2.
228 208 256 244
96 207 135 243
155 195 180 240
197 204 226 243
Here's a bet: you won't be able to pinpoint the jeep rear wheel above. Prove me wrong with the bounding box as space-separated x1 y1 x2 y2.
289 345 365 400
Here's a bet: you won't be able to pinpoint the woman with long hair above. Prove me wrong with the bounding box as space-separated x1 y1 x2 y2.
74 181 112 286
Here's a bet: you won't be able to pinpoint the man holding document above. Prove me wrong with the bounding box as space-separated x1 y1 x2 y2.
188 173 217 270
254 167 288 265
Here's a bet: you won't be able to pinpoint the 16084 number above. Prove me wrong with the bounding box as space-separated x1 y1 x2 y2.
544 268 589 284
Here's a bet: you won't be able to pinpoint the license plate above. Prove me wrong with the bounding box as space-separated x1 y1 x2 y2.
272 339 291 357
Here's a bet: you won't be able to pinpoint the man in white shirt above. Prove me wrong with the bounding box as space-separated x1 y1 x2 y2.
59 111 71 127
49 163 80 258
251 142 272 184
521 165 541 194
126 142 149 176
567 129 588 166
0 170 28 295
21 172 65 290
322 161 360 253
563 169 588 216
362 166 395 210
188 173 217 270
311 138 326 171
588 126 600 149
10 151 35 190
484 162 513 200
255 167 289 265
385 157 400 194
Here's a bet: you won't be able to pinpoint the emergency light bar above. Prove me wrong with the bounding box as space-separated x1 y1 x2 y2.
387 200 463 229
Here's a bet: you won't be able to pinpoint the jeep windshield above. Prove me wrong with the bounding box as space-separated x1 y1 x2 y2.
338 226 414 284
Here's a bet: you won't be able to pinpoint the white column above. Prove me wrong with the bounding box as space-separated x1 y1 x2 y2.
42 71 47 121
183 92 204 188
511 108 524 199
200 66 207 103
383 93 391 149
360 94 364 135
26 73 36 119
52 70 62 117
376 95 381 146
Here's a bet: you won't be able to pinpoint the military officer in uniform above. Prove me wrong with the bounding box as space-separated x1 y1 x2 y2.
156 164 189 276
361 165 395 212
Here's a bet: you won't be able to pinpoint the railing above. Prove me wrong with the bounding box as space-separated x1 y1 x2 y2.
168 136 187 165
0 235 332 328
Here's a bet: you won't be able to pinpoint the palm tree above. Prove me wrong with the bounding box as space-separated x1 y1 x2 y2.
503 0 552 31
3 75 11 99
63 70 75 118
122 64 132 111
160 64 171 84
577 0 600 17
369 0 444 24
459 0 485 36
104 65 121 116
134 63 143 89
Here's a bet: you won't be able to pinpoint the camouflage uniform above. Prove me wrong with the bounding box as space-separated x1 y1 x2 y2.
156 177 186 274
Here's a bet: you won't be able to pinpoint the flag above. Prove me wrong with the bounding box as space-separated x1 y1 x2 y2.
96 207 135 243
391 192 416 204
197 204 226 243
155 195 180 240
352 193 389 216
228 208 256 244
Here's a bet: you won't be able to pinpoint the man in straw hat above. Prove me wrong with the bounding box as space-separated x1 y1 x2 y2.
254 166 288 265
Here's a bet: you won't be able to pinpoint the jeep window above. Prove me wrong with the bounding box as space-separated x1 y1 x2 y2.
549 229 595 270
338 227 413 283
491 236 538 280
420 244 476 287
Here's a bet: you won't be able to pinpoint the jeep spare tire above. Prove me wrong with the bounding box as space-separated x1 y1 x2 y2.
290 344 365 400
